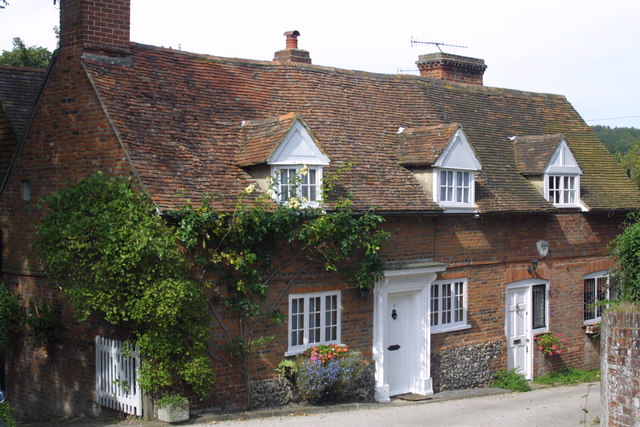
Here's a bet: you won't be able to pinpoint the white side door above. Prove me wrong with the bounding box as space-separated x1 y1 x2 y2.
385 293 412 395
506 286 531 379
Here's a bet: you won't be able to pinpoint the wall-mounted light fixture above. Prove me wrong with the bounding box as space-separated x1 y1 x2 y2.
528 259 539 274
536 240 549 258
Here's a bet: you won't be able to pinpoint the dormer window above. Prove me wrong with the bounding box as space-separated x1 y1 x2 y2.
438 169 473 206
543 139 582 208
277 165 320 204
547 175 577 206
235 113 330 207
432 128 482 211
267 118 329 206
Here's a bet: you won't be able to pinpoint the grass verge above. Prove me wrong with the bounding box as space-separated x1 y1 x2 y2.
533 368 600 386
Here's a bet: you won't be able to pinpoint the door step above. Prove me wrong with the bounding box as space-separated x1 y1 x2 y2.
395 393 433 401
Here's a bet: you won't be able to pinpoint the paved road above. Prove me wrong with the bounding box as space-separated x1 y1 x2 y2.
201 383 601 427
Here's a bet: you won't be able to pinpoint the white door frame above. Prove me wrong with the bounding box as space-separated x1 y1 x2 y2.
373 264 445 402
505 279 549 380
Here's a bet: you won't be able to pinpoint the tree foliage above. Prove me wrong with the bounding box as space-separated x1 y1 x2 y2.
591 125 640 155
34 173 214 397
612 211 640 304
0 37 52 68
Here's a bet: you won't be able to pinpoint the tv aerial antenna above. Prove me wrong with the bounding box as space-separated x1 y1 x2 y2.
410 37 468 53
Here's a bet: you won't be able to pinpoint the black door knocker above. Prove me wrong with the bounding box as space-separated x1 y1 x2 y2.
391 308 398 320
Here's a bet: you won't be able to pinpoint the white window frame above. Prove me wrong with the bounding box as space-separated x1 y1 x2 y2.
287 290 341 355
430 279 470 333
583 271 610 324
436 169 475 208
545 174 580 207
272 165 322 207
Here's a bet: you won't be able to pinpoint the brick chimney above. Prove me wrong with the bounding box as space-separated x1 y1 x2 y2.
59 0 131 56
416 52 486 85
273 30 312 64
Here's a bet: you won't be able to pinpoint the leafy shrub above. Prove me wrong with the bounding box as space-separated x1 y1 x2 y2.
492 369 530 392
25 298 61 346
276 359 297 379
533 368 600 386
0 400 16 427
295 345 364 403
156 394 188 409
0 285 22 354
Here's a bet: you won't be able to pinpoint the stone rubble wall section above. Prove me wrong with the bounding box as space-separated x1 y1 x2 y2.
431 340 503 392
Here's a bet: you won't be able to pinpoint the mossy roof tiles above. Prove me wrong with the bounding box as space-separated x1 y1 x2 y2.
0 65 46 140
81 43 639 213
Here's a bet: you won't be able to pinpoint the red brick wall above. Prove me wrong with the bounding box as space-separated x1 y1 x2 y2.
601 312 640 426
0 38 132 418
60 0 131 52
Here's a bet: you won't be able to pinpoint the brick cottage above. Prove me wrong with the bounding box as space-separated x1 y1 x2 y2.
1 0 638 418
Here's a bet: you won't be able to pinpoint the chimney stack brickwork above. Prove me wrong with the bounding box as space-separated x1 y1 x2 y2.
273 30 311 64
416 52 487 85
60 0 131 55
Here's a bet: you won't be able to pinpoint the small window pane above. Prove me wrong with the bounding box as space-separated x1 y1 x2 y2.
430 285 439 326
532 284 546 329
584 278 596 321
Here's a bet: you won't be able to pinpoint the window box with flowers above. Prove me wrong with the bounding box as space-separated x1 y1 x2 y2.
534 332 567 356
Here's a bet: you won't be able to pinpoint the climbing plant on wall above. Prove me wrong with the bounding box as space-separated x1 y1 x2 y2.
35 168 388 405
34 173 214 398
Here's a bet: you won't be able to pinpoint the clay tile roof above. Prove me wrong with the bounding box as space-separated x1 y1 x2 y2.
0 65 47 140
80 43 640 213
513 134 564 175
235 112 299 167
398 123 459 166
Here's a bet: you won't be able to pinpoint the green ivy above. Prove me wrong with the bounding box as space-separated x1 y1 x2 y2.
25 298 61 347
34 169 388 406
0 284 22 355
612 210 640 304
34 173 213 397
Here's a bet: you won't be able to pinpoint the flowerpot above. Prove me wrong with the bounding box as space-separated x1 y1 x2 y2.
157 403 189 423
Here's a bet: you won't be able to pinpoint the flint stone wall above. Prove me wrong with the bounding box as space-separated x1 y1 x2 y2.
431 340 502 392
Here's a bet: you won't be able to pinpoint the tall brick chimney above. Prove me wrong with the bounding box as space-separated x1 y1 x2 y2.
273 30 312 64
416 52 486 85
59 0 131 55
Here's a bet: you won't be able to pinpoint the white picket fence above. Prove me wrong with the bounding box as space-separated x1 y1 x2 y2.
95 336 143 416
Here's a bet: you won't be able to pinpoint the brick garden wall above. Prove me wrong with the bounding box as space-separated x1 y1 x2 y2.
601 311 640 426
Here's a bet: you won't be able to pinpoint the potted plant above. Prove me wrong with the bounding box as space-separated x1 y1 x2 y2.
156 395 189 423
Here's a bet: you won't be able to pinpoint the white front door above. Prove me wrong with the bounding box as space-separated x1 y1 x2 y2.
506 286 531 379
385 292 413 395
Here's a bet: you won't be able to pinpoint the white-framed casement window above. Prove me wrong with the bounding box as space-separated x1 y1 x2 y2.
584 271 610 324
276 165 321 205
437 169 474 207
430 279 469 333
547 174 579 206
287 291 340 354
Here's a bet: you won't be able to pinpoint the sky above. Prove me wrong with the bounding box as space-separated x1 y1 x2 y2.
1 0 639 128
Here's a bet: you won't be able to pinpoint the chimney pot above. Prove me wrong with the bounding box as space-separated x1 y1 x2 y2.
284 30 301 49
274 30 311 64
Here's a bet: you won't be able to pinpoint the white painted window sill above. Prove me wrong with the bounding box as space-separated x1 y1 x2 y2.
431 324 471 334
